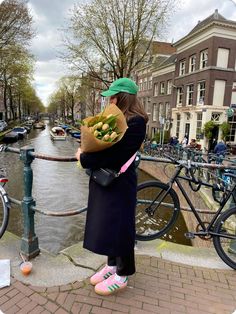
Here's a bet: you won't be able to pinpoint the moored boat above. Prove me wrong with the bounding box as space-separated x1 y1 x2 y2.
70 131 81 139
2 131 19 143
50 127 66 141
33 121 45 129
12 127 27 139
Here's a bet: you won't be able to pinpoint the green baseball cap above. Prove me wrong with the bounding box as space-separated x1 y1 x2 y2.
101 77 139 97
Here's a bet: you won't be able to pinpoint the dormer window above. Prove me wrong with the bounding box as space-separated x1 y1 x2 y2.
179 60 186 76
200 49 208 69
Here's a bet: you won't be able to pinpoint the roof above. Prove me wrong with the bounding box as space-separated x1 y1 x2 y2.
187 9 227 36
174 9 236 46
157 54 177 68
151 41 176 55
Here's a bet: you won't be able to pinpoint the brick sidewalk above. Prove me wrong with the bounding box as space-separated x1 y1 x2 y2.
0 255 236 314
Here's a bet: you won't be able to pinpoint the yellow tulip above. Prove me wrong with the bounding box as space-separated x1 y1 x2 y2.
94 130 99 137
102 123 109 131
110 132 118 140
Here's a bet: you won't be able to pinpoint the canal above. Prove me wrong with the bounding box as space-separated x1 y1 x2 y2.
0 120 190 254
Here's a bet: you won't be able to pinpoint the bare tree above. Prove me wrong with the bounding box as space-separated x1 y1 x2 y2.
64 0 174 84
59 76 81 124
0 0 34 50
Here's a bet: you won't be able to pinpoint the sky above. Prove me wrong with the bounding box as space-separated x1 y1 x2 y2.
7 0 236 106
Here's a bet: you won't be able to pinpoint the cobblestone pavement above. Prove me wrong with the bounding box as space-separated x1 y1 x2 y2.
0 255 236 314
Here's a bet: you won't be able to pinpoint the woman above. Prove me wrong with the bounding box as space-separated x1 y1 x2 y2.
76 77 148 296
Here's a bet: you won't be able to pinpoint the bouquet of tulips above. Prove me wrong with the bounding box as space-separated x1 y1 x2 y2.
80 104 128 153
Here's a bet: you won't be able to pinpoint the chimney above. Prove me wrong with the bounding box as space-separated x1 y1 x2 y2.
214 9 219 19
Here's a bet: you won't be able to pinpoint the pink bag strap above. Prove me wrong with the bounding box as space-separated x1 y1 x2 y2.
119 153 137 174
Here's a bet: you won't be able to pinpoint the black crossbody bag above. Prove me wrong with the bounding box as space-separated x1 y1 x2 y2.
86 153 137 187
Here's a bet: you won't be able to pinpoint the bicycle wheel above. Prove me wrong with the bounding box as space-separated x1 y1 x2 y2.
213 207 236 269
136 181 180 241
0 186 10 239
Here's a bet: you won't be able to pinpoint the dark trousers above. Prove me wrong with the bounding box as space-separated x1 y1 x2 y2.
107 250 135 276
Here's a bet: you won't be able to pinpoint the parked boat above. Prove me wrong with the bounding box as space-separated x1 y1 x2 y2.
50 127 67 141
25 119 35 126
23 126 31 134
2 131 19 143
70 131 81 139
12 127 27 139
33 122 45 129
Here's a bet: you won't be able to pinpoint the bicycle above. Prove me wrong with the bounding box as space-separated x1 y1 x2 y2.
0 145 11 239
135 154 236 269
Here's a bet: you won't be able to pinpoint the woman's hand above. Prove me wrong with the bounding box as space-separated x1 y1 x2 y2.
76 148 82 161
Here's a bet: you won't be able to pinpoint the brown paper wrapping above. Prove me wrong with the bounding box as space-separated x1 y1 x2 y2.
80 104 128 153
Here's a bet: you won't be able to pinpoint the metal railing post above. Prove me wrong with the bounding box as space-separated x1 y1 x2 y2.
20 146 40 259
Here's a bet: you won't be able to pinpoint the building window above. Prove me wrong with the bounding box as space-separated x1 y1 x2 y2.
160 82 165 95
147 97 151 114
154 83 158 96
148 77 152 90
197 81 205 105
187 84 194 106
196 113 202 139
216 48 229 68
165 102 170 118
153 103 158 121
143 79 147 90
228 116 236 142
176 114 181 138
189 55 196 72
177 87 183 106
142 98 146 112
211 113 220 122
167 80 172 95
212 80 226 107
200 49 208 69
159 102 164 122
139 79 143 91
179 60 186 76
231 82 236 104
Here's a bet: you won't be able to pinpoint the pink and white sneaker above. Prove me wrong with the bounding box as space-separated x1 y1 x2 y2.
94 274 128 296
90 265 116 286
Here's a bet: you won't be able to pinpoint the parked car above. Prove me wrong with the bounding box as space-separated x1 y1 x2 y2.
0 120 8 132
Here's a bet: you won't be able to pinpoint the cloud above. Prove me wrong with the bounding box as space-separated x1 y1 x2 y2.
32 59 70 105
25 0 236 106
27 0 75 105
166 0 236 42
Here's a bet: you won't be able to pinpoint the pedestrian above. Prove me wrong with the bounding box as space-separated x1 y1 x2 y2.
75 77 148 296
188 138 198 148
214 140 227 155
181 134 188 148
210 138 217 152
169 136 178 146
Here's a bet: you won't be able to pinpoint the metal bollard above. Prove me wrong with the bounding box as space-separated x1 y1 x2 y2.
20 146 40 259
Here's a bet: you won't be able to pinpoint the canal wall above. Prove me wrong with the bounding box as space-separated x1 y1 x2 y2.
139 159 216 248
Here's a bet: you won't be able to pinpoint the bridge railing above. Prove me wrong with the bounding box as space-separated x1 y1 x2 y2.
5 145 236 259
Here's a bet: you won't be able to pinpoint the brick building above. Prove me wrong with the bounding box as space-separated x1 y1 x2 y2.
138 10 236 149
134 41 176 137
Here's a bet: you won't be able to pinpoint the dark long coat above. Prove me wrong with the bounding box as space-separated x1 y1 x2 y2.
80 115 146 257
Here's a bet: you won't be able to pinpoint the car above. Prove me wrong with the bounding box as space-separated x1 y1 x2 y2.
0 120 8 132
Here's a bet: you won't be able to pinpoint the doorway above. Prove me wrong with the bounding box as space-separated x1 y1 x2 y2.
185 123 190 142
209 125 219 152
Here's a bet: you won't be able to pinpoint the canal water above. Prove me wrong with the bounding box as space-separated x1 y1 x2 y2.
0 120 190 254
